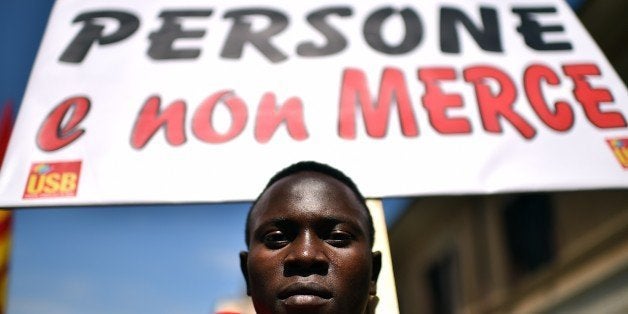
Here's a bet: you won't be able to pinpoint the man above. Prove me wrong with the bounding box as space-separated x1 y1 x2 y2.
240 161 382 314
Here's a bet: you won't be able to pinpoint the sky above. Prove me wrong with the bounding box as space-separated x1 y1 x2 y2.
7 200 409 314
9 204 250 314
0 1 587 313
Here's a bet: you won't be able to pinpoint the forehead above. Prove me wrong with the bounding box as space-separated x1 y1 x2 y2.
250 172 369 228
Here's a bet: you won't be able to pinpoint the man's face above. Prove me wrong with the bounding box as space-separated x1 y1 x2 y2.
241 172 380 314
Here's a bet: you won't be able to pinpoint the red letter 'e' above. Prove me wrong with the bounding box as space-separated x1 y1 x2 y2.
37 96 90 151
563 64 627 128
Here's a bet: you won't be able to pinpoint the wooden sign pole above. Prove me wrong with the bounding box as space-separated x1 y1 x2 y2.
367 199 400 314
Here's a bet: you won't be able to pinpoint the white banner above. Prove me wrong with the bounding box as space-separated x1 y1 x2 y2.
1 0 627 207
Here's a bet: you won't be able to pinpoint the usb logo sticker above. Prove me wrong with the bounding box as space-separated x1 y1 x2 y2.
606 138 628 169
23 161 82 199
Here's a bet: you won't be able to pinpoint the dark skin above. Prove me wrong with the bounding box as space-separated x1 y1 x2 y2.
241 171 382 314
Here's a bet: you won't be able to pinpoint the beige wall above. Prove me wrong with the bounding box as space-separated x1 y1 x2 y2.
390 190 628 314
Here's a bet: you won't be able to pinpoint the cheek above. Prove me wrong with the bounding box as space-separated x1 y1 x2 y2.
247 250 286 313
327 250 373 313
329 250 372 293
247 250 283 291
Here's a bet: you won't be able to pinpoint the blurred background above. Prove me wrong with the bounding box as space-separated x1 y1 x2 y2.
1 0 627 313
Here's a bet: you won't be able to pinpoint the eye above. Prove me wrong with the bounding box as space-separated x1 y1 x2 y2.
326 230 354 247
263 230 289 249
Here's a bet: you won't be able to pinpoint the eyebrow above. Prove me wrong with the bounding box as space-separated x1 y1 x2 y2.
254 215 366 237
258 217 291 226
319 216 366 237
257 214 360 225
319 216 354 226
252 217 294 233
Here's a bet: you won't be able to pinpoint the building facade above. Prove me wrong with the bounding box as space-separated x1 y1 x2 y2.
390 190 628 313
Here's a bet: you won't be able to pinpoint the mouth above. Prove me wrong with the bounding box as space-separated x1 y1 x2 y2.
278 282 332 307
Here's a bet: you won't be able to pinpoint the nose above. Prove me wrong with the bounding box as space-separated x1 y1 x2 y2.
283 230 329 277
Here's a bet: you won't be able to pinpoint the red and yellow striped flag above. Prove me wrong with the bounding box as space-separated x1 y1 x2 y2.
0 101 15 314
0 211 10 314
0 102 12 169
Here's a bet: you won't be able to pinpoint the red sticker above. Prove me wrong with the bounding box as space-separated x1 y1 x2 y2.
606 138 628 169
23 161 82 199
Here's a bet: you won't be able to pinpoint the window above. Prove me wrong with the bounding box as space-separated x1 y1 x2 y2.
426 249 460 314
503 193 555 277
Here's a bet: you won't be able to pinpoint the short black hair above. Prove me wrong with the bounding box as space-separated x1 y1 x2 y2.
245 161 375 248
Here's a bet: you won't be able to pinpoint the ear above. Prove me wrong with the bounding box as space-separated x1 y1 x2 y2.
369 251 382 295
239 251 251 296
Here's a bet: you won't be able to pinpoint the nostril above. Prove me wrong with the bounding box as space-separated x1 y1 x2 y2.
284 258 329 277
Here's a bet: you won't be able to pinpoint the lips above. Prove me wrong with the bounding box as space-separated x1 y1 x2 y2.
278 281 333 305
